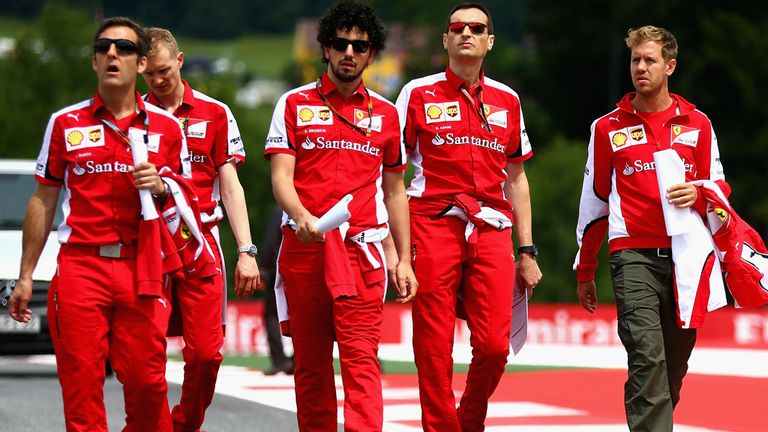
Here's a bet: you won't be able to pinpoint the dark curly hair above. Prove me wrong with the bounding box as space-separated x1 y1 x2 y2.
317 0 386 63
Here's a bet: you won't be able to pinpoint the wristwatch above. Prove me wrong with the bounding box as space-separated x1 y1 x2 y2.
237 244 258 258
517 245 538 258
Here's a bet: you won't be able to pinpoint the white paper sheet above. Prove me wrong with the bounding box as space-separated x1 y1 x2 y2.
653 149 696 236
510 272 528 355
129 130 159 221
316 194 353 233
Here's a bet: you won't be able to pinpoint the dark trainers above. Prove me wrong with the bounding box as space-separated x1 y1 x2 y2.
265 359 295 376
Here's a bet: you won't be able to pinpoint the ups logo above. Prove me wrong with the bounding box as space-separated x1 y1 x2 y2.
446 105 459 117
88 128 102 143
318 109 331 121
630 128 644 141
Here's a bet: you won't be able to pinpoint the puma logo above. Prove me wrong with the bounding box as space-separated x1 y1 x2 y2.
67 113 80 121
425 90 436 97
298 92 310 100
609 114 620 122
158 298 167 308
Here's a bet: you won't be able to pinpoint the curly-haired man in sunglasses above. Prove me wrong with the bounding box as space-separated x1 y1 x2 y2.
265 0 417 430
395 2 542 431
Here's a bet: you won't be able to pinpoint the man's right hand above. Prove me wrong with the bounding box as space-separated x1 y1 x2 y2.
295 214 324 243
8 278 33 323
577 280 597 313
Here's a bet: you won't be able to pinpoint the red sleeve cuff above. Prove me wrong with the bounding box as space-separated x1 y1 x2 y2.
576 266 597 283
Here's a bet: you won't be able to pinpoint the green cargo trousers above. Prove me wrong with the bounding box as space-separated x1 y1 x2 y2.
609 248 697 432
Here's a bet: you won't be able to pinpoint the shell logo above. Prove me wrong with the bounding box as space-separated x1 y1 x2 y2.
67 130 84 147
299 108 314 122
88 128 102 143
714 207 728 223
612 132 628 147
446 105 459 117
318 109 331 121
426 105 442 120
630 128 644 141
673 125 682 136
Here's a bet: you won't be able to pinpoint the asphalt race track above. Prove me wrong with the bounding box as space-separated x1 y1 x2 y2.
0 356 303 432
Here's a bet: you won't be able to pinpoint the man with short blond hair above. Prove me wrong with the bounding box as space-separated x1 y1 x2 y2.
574 25 728 431
142 26 260 432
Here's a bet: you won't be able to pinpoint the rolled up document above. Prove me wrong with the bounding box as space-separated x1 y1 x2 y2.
316 194 353 233
653 149 696 236
129 129 160 221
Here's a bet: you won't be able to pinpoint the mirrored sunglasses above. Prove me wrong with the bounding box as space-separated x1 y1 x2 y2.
447 22 488 35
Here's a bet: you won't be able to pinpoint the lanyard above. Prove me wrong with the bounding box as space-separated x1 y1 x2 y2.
101 111 149 146
460 86 492 132
316 79 373 138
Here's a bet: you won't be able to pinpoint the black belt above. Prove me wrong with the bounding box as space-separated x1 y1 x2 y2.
635 248 672 258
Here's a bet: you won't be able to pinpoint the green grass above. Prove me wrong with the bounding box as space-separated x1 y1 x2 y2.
170 354 575 375
177 34 293 79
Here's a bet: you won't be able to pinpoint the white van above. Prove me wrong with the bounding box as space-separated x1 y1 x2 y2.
0 159 61 354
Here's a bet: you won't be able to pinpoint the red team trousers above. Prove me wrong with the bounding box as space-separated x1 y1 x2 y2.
170 230 225 432
411 214 514 432
48 244 172 432
279 228 385 432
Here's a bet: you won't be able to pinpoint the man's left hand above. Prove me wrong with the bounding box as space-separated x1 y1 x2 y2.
234 254 260 299
517 254 542 298
393 261 418 304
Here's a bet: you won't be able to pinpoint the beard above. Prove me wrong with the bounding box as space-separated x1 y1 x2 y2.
329 58 365 83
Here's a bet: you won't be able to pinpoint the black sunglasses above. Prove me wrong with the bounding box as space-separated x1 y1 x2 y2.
93 38 139 55
447 22 488 35
329 37 371 54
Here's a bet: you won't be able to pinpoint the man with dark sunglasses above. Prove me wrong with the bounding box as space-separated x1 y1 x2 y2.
8 16 189 431
265 0 417 430
395 2 542 431
140 27 260 432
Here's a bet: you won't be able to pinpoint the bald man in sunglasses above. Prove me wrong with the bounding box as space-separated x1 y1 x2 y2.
395 2 542 431
265 0 416 430
8 17 189 431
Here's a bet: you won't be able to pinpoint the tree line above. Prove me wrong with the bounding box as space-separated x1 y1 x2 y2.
1 1 765 302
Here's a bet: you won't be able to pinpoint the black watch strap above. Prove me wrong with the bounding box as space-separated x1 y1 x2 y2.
517 245 538 258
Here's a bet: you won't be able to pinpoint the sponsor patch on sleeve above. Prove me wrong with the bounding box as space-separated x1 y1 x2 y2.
297 105 334 127
671 124 700 147
64 125 105 152
424 101 461 124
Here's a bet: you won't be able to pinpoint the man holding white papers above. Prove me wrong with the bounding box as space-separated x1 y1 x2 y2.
396 3 541 430
264 1 416 430
574 25 728 431
8 17 189 431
